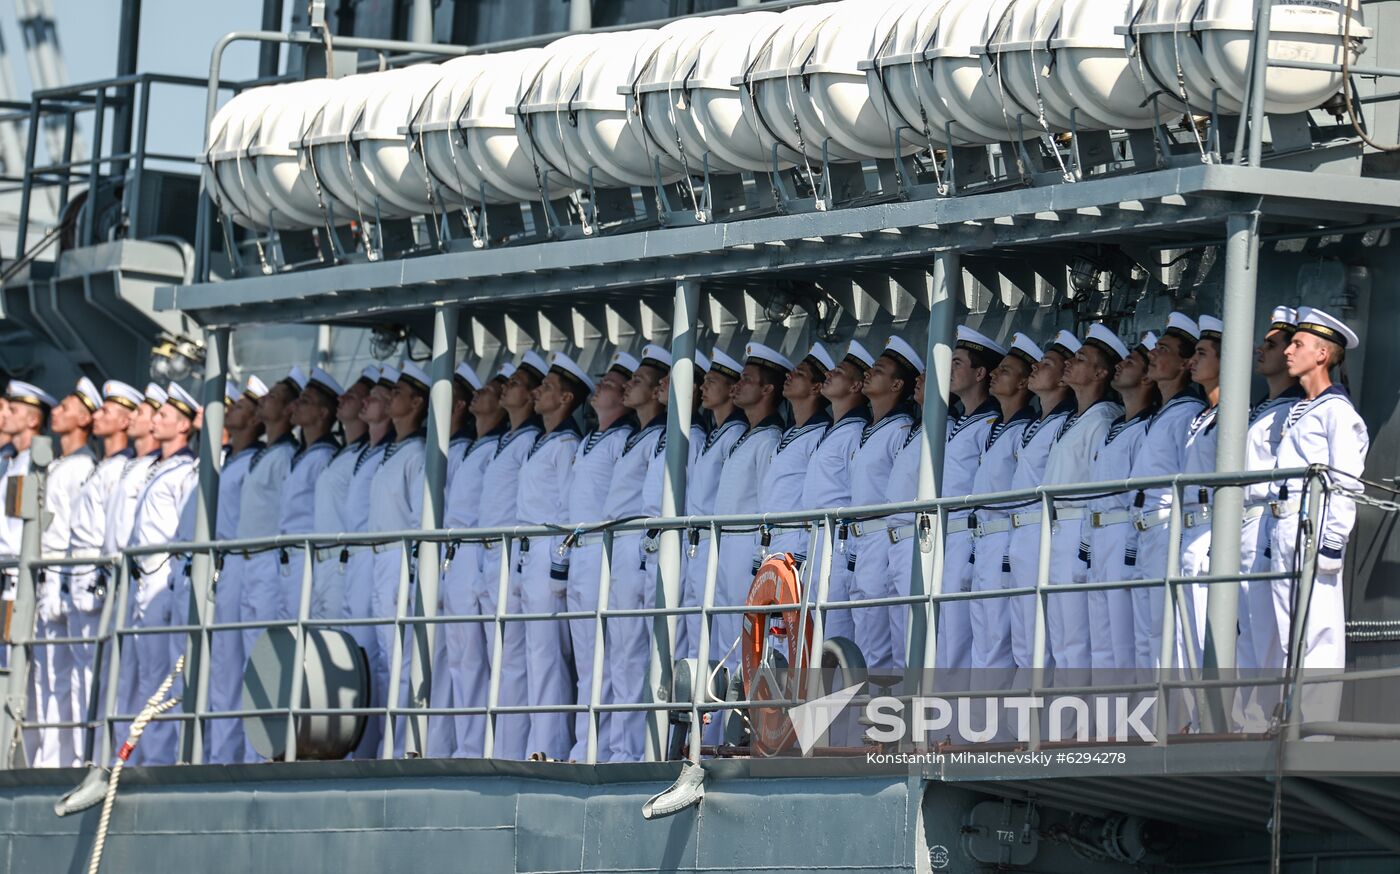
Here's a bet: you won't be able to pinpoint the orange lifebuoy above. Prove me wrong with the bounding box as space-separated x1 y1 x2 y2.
741 553 814 756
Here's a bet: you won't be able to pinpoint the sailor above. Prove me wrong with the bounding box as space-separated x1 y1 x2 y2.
1084 334 1160 674
847 338 918 670
117 382 200 765
757 343 833 566
447 362 480 487
205 378 267 765
970 334 1038 672
1178 315 1223 668
367 361 432 757
311 368 375 623
1042 324 1126 671
439 364 510 758
797 340 874 647
1006 331 1078 671
601 344 668 761
64 379 141 766
1267 307 1368 725
676 347 746 661
99 384 164 583
1236 308 1302 727
1128 313 1206 672
0 394 12 484
271 366 341 623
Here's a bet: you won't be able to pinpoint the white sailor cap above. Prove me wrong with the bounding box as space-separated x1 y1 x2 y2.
694 349 711 376
640 344 673 373
709 347 742 380
104 379 144 411
1296 306 1359 350
166 382 200 420
548 351 595 393
244 375 268 401
517 350 548 381
308 366 344 399
285 365 309 392
454 361 483 391
1046 329 1082 359
1269 306 1299 334
224 383 243 405
883 336 924 374
843 339 875 371
745 341 794 374
802 342 836 377
1007 332 1044 367
378 365 401 388
1198 314 1223 342
399 361 431 393
956 325 1007 361
1137 331 1158 355
608 350 640 379
1083 323 1129 363
73 377 103 413
357 365 380 386
144 382 168 410
1163 311 1200 344
495 362 516 382
6 380 57 411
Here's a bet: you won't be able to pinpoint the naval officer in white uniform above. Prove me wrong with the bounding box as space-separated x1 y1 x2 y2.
311 368 375 623
1178 315 1223 669
277 367 342 621
757 343 833 565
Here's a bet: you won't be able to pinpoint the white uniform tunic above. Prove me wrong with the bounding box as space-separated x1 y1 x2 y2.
970 406 1035 671
562 420 632 761
847 407 915 670
1127 391 1205 670
204 443 260 764
235 435 297 666
311 437 366 622
117 449 198 765
757 411 831 563
1042 399 1122 671
101 452 158 561
515 419 581 760
1084 409 1154 672
1268 386 1368 725
677 412 747 661
0 447 28 584
30 447 95 768
798 408 869 648
600 414 665 762
1177 404 1219 672
423 429 474 757
1005 398 1075 669
336 434 390 757
276 436 339 621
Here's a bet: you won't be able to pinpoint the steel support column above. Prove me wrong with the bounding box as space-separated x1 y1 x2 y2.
0 437 49 768
645 279 698 761
405 304 459 756
1204 211 1260 730
180 326 229 764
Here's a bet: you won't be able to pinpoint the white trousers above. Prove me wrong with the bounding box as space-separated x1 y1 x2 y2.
1086 520 1138 671
116 579 175 765
1268 515 1346 725
206 557 247 764
64 571 107 767
339 551 381 758
848 534 893 670
565 542 610 762
970 531 1014 671
520 539 574 760
604 533 652 761
1045 520 1091 669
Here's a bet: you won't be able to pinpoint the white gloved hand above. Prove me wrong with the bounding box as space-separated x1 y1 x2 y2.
1316 552 1344 576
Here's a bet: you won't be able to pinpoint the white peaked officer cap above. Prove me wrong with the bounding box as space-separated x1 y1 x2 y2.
1163 311 1200 343
1083 323 1129 363
454 361 483 391
1046 329 1082 359
244 375 268 400
608 350 640 379
1198 315 1223 342
548 351 595 393
399 361 431 392
694 349 711 375
1138 331 1158 354
956 325 1007 360
104 379 144 411
518 351 549 381
884 335 925 374
1296 306 1360 350
745 341 795 374
803 342 836 376
144 382 169 409
6 380 58 411
640 344 673 373
378 365 401 387
224 383 243 405
308 366 344 398
73 377 103 413
1269 306 1299 334
1007 332 1044 368
843 339 875 371
357 365 379 385
709 347 742 379
285 365 310 392
166 382 200 420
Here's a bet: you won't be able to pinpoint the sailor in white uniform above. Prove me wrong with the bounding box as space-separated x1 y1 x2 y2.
205 379 267 764
99 384 164 584
1129 313 1206 672
1084 334 1160 674
64 379 141 766
638 352 708 588
1006 332 1077 670
447 361 479 487
758 343 833 567
677 347 746 661
847 339 918 670
562 352 635 761
798 340 874 647
117 383 200 765
970 334 1037 672
311 368 375 623
1267 307 1369 725
602 345 668 762
1178 315 1223 670
1043 324 1126 671
440 365 509 758
276 367 342 624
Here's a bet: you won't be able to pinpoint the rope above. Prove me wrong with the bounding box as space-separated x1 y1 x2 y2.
1341 0 1400 152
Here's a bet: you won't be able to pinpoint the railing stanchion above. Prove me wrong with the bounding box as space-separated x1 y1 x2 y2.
1285 473 1328 741
1155 482 1184 744
587 532 614 764
483 536 511 759
381 537 415 758
1029 492 1053 749
98 556 135 765
281 540 317 762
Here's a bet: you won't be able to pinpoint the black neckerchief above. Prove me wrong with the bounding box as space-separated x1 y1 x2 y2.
730 412 784 457
582 419 634 456
250 431 298 471
293 432 341 469
530 417 583 459
1054 396 1113 443
703 409 748 453
949 396 1000 441
623 413 666 456
1023 396 1076 448
1188 403 1219 439
1105 402 1158 444
860 402 915 448
495 415 544 459
1249 384 1305 424
333 434 368 461
777 408 832 453
986 403 1036 450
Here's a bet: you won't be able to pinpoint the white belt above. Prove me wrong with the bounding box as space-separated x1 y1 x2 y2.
1010 507 1085 528
1089 509 1133 529
946 516 972 535
849 521 878 538
887 524 916 544
1134 508 1173 531
1183 505 1210 529
314 544 370 561
571 533 608 548
1243 504 1266 522
975 518 1011 536
1271 497 1301 519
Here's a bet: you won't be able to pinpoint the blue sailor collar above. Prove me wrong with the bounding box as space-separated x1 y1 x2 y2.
1149 388 1205 431
531 416 583 458
383 427 428 465
583 418 635 455
1106 402 1158 443
469 417 510 455
354 437 389 474
1054 396 1114 443
777 408 832 453
496 415 544 458
730 412 784 456
703 409 748 452
623 413 667 455
250 431 297 471
333 434 368 460
950 397 1000 441
1023 396 1076 447
860 402 915 447
1284 383 1354 432
986 403 1035 450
